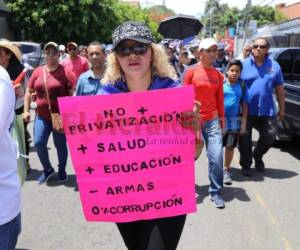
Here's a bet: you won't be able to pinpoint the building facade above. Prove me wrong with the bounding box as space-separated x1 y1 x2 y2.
276 2 300 20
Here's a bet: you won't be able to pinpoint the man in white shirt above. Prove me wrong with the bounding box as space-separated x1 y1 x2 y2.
0 66 21 250
59 44 69 62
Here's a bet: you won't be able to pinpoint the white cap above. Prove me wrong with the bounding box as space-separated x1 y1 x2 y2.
199 38 217 50
217 42 225 50
59 44 65 51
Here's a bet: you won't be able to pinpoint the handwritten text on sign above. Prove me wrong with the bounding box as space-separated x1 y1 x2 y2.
58 86 197 222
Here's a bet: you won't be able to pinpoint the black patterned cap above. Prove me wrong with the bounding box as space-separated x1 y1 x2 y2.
112 21 153 50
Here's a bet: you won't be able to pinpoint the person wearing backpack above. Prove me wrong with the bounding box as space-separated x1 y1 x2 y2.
222 60 248 184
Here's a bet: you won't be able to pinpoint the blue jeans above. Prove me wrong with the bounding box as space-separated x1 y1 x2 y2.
34 115 68 173
0 213 21 250
201 118 223 194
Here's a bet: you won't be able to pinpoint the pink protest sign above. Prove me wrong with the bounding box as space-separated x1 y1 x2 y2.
58 86 197 222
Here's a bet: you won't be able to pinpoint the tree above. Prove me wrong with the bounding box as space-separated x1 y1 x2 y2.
115 1 161 41
5 0 161 43
247 5 287 26
6 0 120 43
201 0 287 37
201 0 232 36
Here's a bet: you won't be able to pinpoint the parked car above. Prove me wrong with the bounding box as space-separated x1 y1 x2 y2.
269 47 300 140
12 41 44 69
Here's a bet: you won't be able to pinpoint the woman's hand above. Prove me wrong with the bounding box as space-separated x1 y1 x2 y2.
180 111 200 131
180 101 201 131
14 84 22 96
23 111 31 123
180 101 203 160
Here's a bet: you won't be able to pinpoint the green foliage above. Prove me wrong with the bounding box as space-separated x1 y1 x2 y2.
274 9 288 23
115 1 161 41
201 0 235 36
201 0 287 36
249 5 287 25
248 6 275 26
6 0 160 44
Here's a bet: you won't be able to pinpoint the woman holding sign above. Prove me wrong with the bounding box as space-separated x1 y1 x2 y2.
100 21 201 250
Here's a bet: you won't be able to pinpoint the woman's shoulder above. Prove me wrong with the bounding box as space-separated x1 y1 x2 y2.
30 65 44 77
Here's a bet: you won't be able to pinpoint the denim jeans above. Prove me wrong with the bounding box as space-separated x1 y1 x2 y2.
239 116 276 169
201 118 223 194
0 213 21 250
34 115 68 173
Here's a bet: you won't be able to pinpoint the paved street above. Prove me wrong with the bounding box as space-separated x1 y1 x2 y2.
17 117 300 250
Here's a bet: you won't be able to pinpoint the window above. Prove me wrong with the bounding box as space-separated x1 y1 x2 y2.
20 44 37 54
277 50 293 81
293 52 300 84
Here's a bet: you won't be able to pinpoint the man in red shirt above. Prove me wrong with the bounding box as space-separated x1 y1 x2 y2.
183 38 225 208
61 42 89 87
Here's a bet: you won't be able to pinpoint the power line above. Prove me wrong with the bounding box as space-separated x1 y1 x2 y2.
257 0 269 5
263 0 275 7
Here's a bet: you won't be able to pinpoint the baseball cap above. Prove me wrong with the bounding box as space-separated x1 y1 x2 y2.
59 44 65 51
199 38 217 50
112 21 153 50
44 42 59 51
217 42 225 50
67 42 78 48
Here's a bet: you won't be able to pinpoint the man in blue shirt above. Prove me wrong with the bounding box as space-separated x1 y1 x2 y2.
239 37 285 175
75 41 106 96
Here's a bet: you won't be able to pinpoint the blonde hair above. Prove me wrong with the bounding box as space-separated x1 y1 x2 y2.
102 43 178 84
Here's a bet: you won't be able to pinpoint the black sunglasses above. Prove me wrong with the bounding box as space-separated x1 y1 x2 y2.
253 44 268 49
116 44 149 57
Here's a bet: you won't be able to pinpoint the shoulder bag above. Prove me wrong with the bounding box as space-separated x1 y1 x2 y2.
43 66 64 133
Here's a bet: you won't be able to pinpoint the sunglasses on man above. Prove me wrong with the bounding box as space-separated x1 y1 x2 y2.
68 47 77 51
253 44 268 49
115 44 149 57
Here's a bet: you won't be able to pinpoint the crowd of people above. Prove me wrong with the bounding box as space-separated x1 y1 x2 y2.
0 20 285 250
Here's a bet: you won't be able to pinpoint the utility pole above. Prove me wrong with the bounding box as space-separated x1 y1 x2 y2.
243 0 252 41
162 0 166 7
234 0 251 57
209 0 215 37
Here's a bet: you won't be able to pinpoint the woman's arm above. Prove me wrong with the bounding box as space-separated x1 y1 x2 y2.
23 87 35 123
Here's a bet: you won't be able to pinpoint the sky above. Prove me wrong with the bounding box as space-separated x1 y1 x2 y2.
140 0 300 17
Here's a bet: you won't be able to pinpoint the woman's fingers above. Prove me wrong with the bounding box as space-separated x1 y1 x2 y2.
193 101 201 113
180 111 200 131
